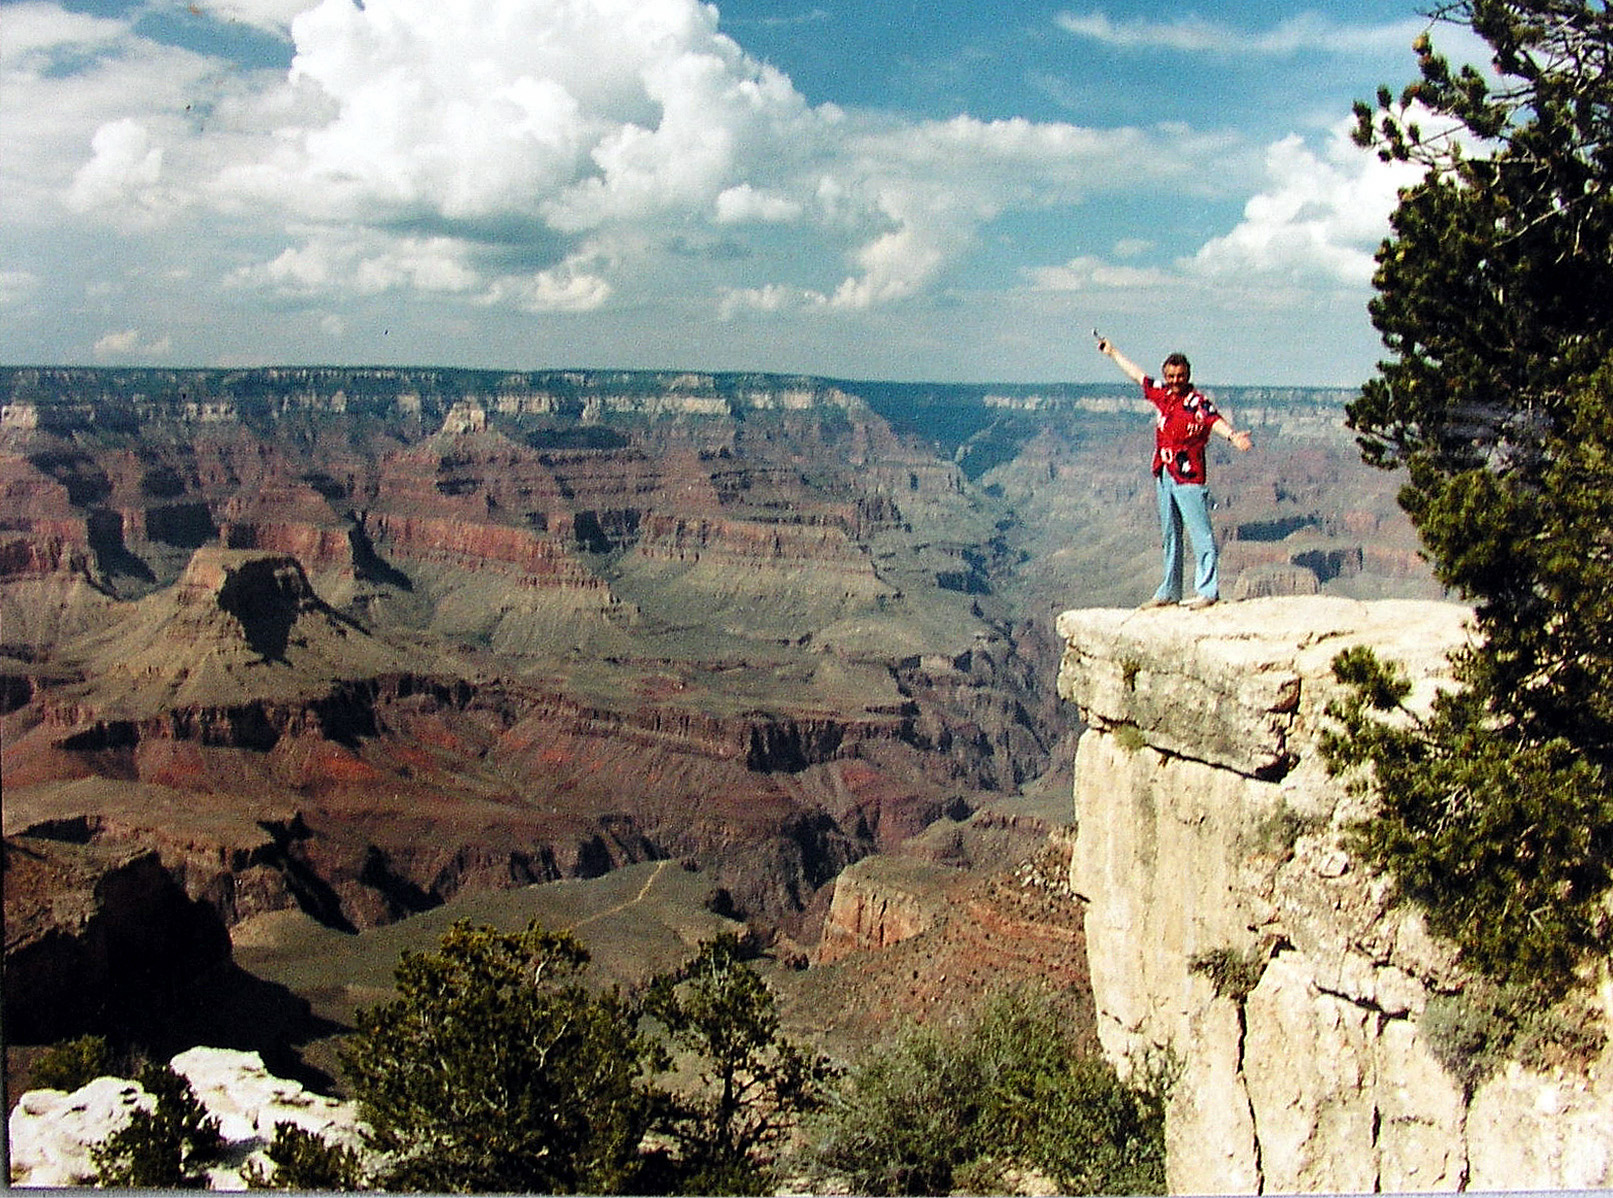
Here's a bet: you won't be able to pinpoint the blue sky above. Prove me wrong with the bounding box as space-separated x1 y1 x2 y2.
0 0 1479 384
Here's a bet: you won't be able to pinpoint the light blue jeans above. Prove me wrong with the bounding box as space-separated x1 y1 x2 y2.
1154 472 1219 602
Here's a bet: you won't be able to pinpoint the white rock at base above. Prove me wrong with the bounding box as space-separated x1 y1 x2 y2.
8 1047 368 1190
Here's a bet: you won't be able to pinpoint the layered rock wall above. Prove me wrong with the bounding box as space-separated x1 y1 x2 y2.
1057 597 1613 1193
816 855 950 964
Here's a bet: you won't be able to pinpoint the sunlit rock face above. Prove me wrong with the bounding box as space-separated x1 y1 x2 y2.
1057 597 1613 1194
8 1048 368 1188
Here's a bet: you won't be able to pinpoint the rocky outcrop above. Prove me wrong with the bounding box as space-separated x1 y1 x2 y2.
816 855 952 964
3 546 1013 941
8 1047 368 1188
1056 596 1613 1193
790 837 1093 1059
2 837 233 1044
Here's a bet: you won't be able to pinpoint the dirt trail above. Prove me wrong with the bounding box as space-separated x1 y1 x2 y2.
568 859 673 933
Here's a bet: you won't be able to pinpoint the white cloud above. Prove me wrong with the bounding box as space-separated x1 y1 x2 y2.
67 118 169 217
198 0 1212 323
93 328 173 359
245 232 481 296
0 2 125 62
811 114 1188 308
505 268 614 314
721 283 818 317
1185 123 1424 286
1028 121 1422 310
1029 256 1176 293
2 3 277 230
352 239 484 296
236 0 819 233
0 0 1417 381
1056 9 1426 56
715 184 802 224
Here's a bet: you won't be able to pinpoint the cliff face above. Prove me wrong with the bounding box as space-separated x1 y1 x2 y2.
1056 597 1613 1193
3 838 234 1045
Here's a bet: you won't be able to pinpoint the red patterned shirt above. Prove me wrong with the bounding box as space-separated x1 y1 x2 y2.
1143 376 1220 485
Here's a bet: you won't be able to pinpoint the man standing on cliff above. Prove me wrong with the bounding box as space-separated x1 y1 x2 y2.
1096 335 1253 609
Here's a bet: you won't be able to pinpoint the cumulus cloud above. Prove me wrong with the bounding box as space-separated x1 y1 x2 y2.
501 267 615 314
202 0 844 306
243 232 482 296
1028 119 1423 312
3 2 280 232
715 184 803 225
93 328 173 359
1185 122 1423 285
67 119 169 216
1 0 1414 378
3 2 122 58
1056 9 1425 56
1028 256 1176 293
229 0 817 232
720 283 817 317
200 0 1204 322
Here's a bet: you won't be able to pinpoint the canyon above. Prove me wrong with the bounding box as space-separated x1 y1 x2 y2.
2 366 1440 1117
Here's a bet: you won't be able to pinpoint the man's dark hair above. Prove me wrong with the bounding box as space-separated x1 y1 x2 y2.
1162 352 1191 374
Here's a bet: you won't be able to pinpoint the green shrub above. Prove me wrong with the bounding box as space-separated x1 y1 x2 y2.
31 1035 116 1093
91 1062 223 1188
1113 724 1148 754
1344 0 1613 1006
810 1019 980 1195
339 919 650 1194
1422 981 1606 1094
1324 646 1613 995
807 987 1167 1196
1188 946 1265 1002
1239 805 1319 861
1121 657 1142 691
246 1121 366 1190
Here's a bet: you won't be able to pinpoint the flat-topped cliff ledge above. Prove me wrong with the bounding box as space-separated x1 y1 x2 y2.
1056 597 1613 1194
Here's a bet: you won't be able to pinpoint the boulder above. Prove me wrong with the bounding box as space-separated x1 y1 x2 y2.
7 1047 366 1189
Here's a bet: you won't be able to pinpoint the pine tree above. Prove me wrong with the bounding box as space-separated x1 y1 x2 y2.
642 933 833 1195
338 920 650 1194
1341 0 1613 990
91 1063 223 1188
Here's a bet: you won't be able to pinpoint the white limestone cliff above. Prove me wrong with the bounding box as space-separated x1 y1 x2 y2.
8 1047 368 1189
1056 596 1613 1193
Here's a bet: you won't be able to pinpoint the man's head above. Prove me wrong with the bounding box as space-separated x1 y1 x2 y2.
1161 352 1192 395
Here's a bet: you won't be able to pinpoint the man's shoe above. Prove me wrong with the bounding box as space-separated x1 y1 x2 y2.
1138 597 1177 609
1183 595 1219 610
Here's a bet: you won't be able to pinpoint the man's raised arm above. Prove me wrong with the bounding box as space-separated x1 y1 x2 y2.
1095 336 1146 385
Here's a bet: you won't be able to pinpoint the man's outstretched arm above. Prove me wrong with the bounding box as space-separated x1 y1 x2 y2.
1211 415 1254 452
1095 336 1146 385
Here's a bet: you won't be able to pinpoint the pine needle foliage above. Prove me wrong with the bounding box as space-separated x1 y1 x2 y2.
338 919 650 1194
1325 647 1613 991
248 1121 366 1190
1340 0 1613 994
642 932 834 1195
91 1062 224 1188
31 1035 117 1093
